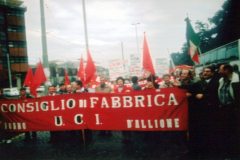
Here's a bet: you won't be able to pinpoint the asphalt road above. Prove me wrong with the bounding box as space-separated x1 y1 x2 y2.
1 130 239 160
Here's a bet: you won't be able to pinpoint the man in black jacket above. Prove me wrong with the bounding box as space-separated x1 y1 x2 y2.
173 66 220 155
57 83 66 94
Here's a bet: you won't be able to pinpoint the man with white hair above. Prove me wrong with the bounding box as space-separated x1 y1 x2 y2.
95 77 112 136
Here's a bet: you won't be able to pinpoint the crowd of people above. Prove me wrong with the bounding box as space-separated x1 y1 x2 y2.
0 63 240 158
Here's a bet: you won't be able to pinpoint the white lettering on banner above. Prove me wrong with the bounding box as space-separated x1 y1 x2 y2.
4 122 26 130
54 116 63 126
101 97 110 108
127 118 180 129
134 96 145 107
66 99 76 109
40 101 48 111
9 104 16 112
13 123 16 129
135 120 140 128
95 114 101 125
1 104 7 112
141 120 147 128
154 94 165 106
160 119 165 128
112 97 121 108
79 99 87 108
148 120 153 128
127 120 133 128
174 118 179 128
17 103 25 112
61 100 65 110
26 103 34 112
166 119 172 128
154 120 158 128
147 95 152 107
74 114 83 124
0 93 181 113
168 93 178 105
51 101 59 111
35 102 39 111
123 96 133 108
90 97 98 108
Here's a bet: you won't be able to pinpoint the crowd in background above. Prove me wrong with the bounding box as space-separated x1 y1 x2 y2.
0 63 240 158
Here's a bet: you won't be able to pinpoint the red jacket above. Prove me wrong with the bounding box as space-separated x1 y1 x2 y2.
113 85 133 93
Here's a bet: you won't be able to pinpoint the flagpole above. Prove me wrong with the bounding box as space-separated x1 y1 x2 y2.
198 47 205 67
82 0 88 145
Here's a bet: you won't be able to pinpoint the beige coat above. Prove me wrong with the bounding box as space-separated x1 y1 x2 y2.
159 82 173 88
95 84 112 93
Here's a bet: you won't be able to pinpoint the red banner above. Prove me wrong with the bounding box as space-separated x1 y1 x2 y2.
0 88 188 132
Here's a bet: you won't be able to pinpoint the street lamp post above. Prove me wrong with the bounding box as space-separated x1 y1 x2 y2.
132 23 140 54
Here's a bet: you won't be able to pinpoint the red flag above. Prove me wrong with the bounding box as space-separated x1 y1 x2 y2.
142 32 156 75
77 55 85 87
88 74 100 89
85 48 97 85
64 69 70 86
31 61 47 97
24 67 33 87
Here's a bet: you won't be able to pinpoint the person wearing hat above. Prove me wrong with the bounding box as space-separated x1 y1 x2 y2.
57 83 67 95
19 87 33 99
19 88 37 141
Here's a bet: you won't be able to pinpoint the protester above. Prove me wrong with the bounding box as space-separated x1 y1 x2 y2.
189 68 200 82
52 85 58 94
218 64 240 156
47 86 59 143
218 64 225 78
0 88 5 99
173 66 220 155
113 77 133 93
72 80 93 143
57 83 66 94
199 72 204 80
175 69 180 81
179 70 197 154
159 74 173 88
232 64 239 73
113 76 133 143
66 85 73 94
0 89 12 144
159 73 188 154
180 69 194 97
19 88 37 141
73 80 88 93
147 74 159 88
144 81 154 90
95 77 112 136
131 76 141 91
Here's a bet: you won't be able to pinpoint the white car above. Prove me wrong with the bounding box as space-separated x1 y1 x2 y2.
3 88 19 97
37 86 45 93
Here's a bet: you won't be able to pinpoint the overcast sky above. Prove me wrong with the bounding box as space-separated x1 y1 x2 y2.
23 0 226 67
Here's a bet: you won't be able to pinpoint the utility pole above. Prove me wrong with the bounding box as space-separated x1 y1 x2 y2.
82 0 89 53
121 42 124 59
7 54 12 88
40 0 50 93
40 0 49 68
132 23 140 54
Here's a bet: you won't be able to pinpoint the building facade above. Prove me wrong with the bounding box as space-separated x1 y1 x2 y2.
0 0 27 88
